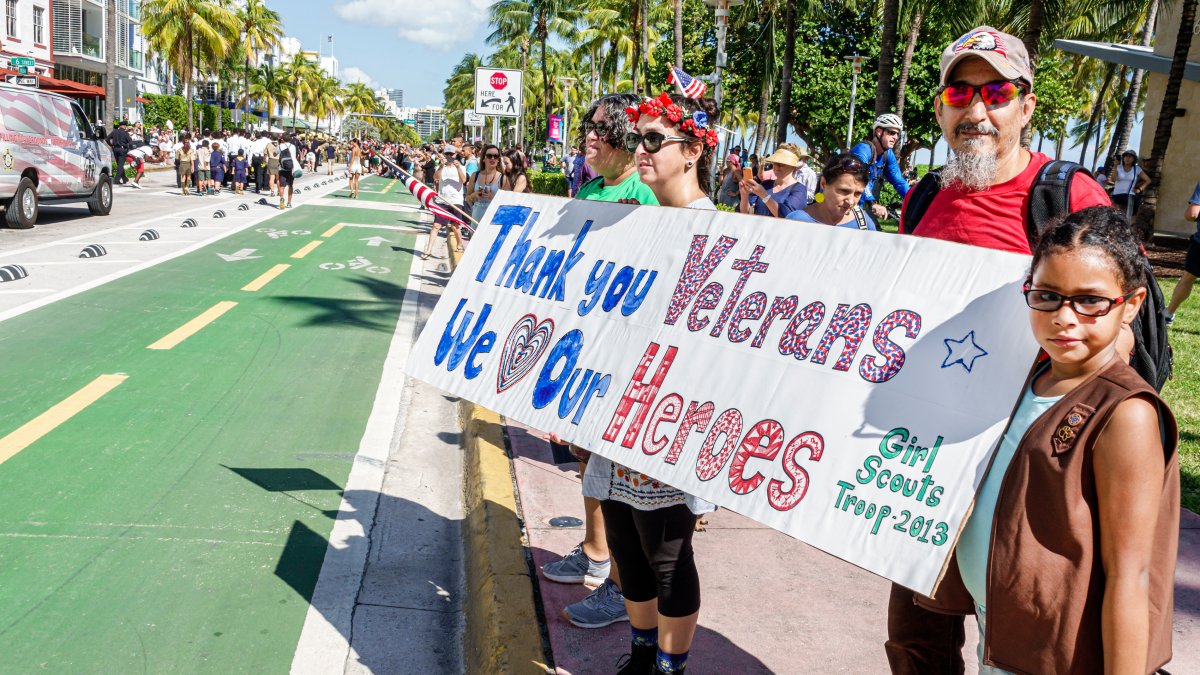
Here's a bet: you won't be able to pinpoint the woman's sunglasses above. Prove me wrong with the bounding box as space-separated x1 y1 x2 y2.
623 131 688 154
484 153 500 159
582 120 615 137
938 80 1027 108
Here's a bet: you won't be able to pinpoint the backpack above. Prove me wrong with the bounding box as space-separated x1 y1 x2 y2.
903 160 1173 392
280 145 294 173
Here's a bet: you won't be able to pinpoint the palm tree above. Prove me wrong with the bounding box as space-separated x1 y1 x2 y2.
673 0 683 69
775 0 797 144
142 0 240 131
342 82 378 138
280 52 317 130
1104 0 1159 177
242 63 287 129
488 0 581 143
874 0 901 115
237 0 283 130
309 74 343 135
1134 0 1198 239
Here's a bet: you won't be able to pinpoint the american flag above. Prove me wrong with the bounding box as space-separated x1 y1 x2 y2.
668 67 707 98
379 155 472 230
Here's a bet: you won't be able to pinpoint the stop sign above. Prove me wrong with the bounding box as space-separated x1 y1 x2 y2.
490 72 508 89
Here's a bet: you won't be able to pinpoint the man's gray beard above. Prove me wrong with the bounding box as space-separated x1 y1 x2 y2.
939 140 999 192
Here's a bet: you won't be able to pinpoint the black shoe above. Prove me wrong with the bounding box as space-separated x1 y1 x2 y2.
616 644 656 675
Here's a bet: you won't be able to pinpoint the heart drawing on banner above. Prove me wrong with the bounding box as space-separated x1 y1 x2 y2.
497 314 556 393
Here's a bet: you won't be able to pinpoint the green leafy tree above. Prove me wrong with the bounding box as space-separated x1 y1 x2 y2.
237 0 283 130
142 0 240 131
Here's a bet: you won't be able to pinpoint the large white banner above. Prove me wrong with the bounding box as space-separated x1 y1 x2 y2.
406 193 1040 595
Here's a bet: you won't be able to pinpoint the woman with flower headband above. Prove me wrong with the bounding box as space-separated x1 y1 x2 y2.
580 91 720 675
621 91 720 210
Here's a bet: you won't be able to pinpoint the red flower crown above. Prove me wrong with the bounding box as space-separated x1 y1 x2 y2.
625 92 719 148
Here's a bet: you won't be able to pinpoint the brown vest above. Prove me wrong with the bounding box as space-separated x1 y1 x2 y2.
917 359 1179 675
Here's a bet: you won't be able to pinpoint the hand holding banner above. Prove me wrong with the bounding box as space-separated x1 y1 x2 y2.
406 192 1040 595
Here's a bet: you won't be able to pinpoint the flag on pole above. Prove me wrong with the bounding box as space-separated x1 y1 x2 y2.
668 67 707 98
379 155 473 232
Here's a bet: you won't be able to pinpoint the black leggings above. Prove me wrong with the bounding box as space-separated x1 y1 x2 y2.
600 500 700 618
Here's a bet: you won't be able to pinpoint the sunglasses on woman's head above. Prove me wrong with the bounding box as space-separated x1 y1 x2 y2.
623 131 688 154
938 80 1028 108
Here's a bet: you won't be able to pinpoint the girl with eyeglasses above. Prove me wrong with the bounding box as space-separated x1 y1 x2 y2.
918 206 1178 675
465 144 504 222
786 154 876 230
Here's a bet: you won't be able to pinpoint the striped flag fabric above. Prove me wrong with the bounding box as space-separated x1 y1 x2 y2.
379 155 473 231
668 67 707 98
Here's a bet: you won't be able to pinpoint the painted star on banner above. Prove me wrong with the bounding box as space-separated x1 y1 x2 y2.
942 331 989 373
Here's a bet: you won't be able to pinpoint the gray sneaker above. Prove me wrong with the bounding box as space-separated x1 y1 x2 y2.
564 578 628 628
541 543 610 585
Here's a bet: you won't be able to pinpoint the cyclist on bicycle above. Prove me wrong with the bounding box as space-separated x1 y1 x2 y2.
849 113 910 221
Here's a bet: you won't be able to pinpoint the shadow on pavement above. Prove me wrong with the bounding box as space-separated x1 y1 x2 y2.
268 277 410 333
226 464 464 674
529 546 771 675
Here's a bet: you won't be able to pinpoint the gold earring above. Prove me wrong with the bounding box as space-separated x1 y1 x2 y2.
814 192 825 203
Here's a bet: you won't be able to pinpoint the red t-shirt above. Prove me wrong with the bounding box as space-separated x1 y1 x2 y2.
899 151 1112 254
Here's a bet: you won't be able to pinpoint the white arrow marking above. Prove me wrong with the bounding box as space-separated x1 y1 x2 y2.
218 248 262 262
360 236 392 247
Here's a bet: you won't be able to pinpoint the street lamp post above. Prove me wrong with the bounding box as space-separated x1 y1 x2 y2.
845 55 863 151
705 0 743 195
557 76 577 165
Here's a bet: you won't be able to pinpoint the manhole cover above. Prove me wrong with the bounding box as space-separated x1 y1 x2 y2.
548 516 583 528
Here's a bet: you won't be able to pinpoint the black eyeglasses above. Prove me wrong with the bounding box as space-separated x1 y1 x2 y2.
623 131 688 154
484 153 500 159
1022 287 1136 317
582 120 615 137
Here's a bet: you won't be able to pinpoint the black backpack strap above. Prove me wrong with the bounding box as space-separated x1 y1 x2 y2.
899 171 941 235
851 206 870 230
1027 160 1090 246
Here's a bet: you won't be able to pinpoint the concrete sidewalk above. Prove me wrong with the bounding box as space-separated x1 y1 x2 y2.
503 420 1200 674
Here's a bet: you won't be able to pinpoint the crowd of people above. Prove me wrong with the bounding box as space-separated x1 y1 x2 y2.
468 25 1180 675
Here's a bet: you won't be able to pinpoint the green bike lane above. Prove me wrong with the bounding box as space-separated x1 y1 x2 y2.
0 186 428 672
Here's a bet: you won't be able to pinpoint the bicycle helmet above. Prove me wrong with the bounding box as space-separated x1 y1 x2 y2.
872 113 903 133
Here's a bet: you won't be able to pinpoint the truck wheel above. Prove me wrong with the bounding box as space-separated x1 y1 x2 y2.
88 174 113 216
5 177 38 229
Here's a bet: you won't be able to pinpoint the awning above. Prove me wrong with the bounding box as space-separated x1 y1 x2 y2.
135 96 151 103
0 68 106 98
1055 40 1200 82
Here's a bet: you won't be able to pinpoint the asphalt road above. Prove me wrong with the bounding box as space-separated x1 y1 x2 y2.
0 173 467 673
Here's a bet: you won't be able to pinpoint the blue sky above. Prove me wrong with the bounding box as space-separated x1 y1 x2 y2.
274 0 494 109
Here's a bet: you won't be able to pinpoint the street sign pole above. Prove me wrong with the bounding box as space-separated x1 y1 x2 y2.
557 77 577 164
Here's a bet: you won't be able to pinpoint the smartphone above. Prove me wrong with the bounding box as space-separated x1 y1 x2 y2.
742 167 753 181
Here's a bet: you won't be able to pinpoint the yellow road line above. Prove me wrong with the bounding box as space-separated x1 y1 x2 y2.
291 240 324 259
0 374 128 465
385 178 397 192
242 264 291 292
321 224 344 238
147 301 238 350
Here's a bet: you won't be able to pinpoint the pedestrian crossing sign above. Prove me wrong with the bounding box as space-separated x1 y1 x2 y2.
474 67 523 118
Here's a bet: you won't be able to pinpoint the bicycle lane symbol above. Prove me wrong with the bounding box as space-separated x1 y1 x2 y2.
256 228 312 240
318 256 390 274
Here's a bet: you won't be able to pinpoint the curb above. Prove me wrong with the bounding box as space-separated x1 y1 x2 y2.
448 244 549 673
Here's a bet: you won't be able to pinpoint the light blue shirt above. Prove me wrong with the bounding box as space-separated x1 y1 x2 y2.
786 207 878 230
956 381 1062 610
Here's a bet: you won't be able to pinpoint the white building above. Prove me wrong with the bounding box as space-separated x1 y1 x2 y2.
397 106 446 139
1 0 53 75
50 0 150 122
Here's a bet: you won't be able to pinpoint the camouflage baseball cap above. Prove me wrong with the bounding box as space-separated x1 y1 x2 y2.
940 26 1034 91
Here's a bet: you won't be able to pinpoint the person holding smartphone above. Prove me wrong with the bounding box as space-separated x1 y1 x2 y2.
466 143 504 222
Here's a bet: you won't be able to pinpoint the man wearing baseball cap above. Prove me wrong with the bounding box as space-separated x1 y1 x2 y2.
887 26 1112 675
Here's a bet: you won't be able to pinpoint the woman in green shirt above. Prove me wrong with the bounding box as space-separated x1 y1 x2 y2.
573 94 659 205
